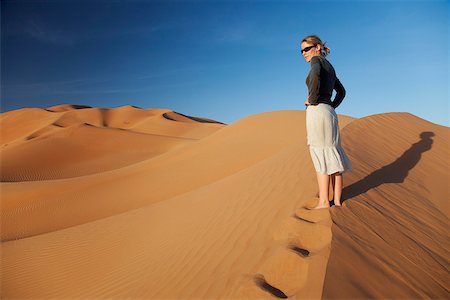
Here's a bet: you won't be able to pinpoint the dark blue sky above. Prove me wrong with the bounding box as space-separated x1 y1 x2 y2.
2 0 449 126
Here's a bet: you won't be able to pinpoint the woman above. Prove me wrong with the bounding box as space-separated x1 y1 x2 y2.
301 35 352 209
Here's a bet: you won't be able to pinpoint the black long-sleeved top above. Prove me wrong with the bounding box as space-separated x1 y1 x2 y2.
306 55 346 109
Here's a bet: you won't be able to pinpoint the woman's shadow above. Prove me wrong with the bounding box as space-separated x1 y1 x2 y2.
339 131 435 205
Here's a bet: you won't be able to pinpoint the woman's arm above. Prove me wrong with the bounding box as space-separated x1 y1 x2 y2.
307 56 321 105
332 78 346 109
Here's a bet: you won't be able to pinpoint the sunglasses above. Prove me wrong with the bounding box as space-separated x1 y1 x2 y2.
301 45 316 54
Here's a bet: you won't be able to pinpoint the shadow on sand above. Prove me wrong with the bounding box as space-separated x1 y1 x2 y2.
338 131 435 205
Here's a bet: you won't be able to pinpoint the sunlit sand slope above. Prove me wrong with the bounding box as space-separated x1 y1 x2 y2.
1 108 354 299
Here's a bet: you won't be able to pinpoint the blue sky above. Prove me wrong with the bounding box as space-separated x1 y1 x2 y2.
2 0 449 126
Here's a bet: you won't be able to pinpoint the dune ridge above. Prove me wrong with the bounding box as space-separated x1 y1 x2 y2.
1 105 448 299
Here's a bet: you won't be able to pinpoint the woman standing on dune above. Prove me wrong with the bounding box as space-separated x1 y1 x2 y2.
301 35 352 209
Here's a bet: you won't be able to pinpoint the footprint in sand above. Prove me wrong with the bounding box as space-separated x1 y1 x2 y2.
296 197 332 225
251 197 332 298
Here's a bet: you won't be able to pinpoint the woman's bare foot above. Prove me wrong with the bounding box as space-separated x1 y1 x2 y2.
330 198 341 207
312 202 330 209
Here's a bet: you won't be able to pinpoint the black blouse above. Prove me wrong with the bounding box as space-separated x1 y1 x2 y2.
306 55 346 109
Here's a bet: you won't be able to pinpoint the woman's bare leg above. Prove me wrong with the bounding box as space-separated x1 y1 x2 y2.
332 172 343 206
313 172 330 209
331 173 336 200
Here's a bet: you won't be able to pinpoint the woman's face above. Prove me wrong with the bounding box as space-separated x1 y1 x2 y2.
301 42 321 63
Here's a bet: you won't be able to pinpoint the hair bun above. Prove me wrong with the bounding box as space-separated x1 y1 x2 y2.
323 42 331 54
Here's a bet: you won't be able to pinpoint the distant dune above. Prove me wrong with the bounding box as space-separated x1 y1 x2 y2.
0 105 224 181
1 104 448 299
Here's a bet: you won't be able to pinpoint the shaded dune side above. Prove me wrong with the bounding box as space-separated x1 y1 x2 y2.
163 111 226 124
0 106 225 181
1 111 354 299
322 112 450 299
46 104 93 111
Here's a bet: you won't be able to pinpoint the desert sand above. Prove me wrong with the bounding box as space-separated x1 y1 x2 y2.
1 104 448 299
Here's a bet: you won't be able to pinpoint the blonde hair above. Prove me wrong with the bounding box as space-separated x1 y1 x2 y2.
301 35 330 57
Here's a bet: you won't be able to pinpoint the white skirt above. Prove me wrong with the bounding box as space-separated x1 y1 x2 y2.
306 103 352 175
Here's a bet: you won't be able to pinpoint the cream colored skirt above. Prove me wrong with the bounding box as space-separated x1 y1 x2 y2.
306 103 352 175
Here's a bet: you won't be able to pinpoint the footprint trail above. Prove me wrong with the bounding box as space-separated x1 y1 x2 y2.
231 197 333 299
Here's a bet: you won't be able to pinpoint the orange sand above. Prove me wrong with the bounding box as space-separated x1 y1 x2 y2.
1 104 448 299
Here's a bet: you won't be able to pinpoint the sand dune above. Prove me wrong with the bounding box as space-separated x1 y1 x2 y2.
0 105 224 181
1 105 448 299
323 112 449 299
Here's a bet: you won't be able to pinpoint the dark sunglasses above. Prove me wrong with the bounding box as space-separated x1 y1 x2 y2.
301 45 316 54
